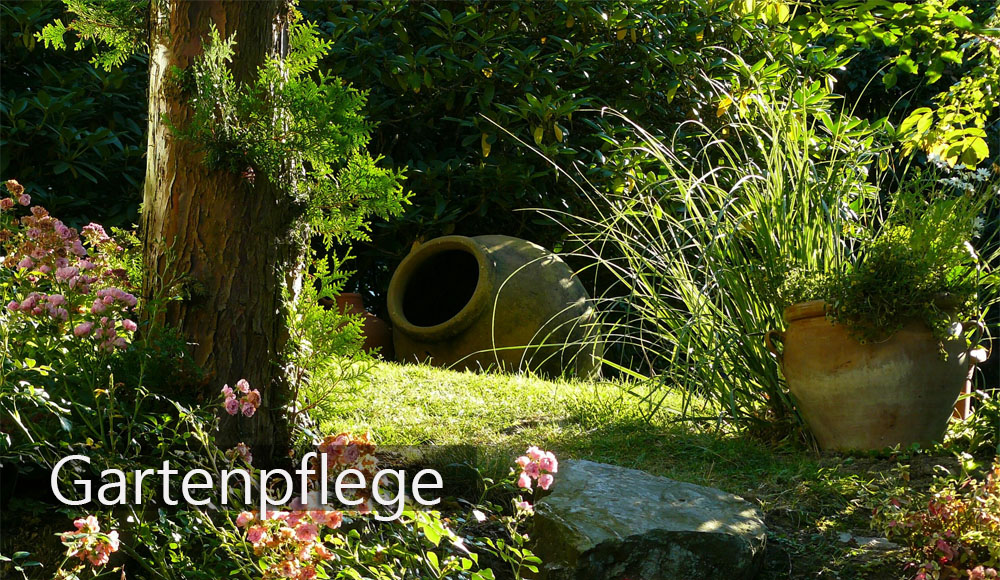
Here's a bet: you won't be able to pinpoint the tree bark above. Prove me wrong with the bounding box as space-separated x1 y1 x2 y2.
142 0 298 464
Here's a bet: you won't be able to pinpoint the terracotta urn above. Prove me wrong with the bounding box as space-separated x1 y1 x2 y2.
765 300 985 451
335 292 393 360
387 235 602 378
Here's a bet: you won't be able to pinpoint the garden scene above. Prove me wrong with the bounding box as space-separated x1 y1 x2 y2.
1 1 999 579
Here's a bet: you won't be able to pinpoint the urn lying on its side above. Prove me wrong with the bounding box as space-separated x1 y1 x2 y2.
387 235 602 378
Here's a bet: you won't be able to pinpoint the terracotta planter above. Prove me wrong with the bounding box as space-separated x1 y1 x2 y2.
387 235 602 378
765 300 984 451
335 293 394 360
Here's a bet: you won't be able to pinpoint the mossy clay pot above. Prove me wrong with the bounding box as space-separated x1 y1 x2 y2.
387 235 602 378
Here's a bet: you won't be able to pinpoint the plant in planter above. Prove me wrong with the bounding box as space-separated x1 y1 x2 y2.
768 163 998 451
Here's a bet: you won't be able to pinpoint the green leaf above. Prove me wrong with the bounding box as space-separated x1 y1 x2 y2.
426 551 440 572
896 55 917 75
960 137 989 165
940 50 962 64
947 12 973 30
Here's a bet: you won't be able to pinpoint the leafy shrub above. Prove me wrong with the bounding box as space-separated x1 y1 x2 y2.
792 0 1000 168
779 162 999 344
0 1 146 227
1 180 144 467
948 389 1000 457
873 461 1000 580
302 0 791 303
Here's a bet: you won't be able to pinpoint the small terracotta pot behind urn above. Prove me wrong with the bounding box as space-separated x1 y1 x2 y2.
335 293 394 360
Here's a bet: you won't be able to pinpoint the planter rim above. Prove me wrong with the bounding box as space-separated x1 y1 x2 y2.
782 300 827 324
387 235 496 342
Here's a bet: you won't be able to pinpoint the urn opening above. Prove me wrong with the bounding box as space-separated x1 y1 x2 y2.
402 249 480 327
388 235 495 342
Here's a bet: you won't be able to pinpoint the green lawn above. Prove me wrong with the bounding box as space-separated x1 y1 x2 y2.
312 362 817 495
308 361 989 579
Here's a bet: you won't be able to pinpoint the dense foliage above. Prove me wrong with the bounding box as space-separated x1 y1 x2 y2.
302 0 793 301
873 461 1000 580
779 162 999 344
2 1 999 578
0 1 146 227
172 19 408 246
792 0 1000 167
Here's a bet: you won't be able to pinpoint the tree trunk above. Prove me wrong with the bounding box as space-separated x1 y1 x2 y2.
142 0 298 464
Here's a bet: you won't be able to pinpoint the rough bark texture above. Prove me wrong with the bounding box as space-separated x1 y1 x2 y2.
142 0 297 463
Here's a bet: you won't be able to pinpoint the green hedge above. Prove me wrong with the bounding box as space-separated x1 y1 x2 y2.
303 0 773 303
1 0 146 227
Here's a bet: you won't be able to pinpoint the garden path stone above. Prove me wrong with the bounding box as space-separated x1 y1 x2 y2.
532 459 766 580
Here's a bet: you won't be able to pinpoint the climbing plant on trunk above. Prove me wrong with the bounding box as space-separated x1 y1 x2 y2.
37 0 406 463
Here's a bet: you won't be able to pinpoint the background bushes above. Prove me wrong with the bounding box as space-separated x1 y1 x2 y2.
1 0 146 228
302 0 780 306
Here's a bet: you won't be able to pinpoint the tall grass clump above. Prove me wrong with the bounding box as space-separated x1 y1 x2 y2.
548 96 890 436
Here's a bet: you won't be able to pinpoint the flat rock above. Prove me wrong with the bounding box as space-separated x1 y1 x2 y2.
838 532 899 550
532 460 766 580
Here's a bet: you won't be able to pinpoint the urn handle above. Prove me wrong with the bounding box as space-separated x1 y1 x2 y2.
764 330 784 365
964 320 989 364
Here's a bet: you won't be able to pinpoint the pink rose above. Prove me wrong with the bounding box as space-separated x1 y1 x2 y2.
516 500 534 513
314 543 333 560
266 510 290 522
241 401 256 417
516 455 531 468
47 294 66 307
17 257 33 269
224 397 240 415
221 384 234 398
246 525 266 545
17 193 29 206
82 223 108 241
236 378 250 394
526 446 545 460
517 472 532 490
121 319 137 332
236 511 254 527
539 452 558 473
245 389 261 407
6 301 18 312
105 530 120 551
323 510 343 529
295 523 318 542
524 461 540 479
55 266 79 281
21 294 39 310
538 473 554 490
0 198 12 210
